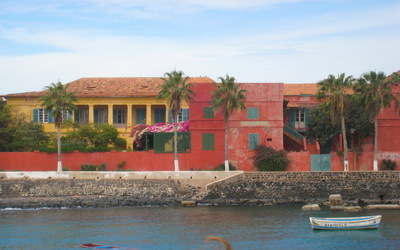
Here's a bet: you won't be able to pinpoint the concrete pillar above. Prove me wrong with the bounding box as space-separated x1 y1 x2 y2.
108 104 113 125
127 104 133 126
88 104 94 123
146 105 152 125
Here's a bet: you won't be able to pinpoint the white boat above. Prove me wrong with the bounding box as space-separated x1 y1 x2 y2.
309 215 382 230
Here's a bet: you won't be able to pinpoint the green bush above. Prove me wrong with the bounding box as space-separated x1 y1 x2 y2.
251 145 289 171
80 163 107 171
213 163 237 171
380 159 397 171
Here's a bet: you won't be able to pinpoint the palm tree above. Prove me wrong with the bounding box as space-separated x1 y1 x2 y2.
157 70 195 171
354 71 396 171
210 75 247 171
39 82 77 172
316 73 355 171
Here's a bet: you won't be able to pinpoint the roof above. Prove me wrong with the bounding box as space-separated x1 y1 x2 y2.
283 83 319 96
2 77 216 98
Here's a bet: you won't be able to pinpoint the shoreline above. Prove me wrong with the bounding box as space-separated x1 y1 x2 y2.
1 171 399 209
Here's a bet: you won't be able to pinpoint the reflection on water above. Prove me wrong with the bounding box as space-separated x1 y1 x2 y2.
0 206 399 249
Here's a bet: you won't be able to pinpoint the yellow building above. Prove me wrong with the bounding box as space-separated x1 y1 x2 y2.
2 77 215 149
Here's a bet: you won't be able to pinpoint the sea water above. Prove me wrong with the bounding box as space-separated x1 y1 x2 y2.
0 206 399 249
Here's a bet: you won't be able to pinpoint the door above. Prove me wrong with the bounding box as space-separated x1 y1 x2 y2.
311 154 331 171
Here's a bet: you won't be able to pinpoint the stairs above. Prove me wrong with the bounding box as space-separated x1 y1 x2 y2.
284 125 305 144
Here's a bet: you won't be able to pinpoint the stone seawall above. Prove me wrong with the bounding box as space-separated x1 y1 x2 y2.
203 172 400 205
0 172 399 208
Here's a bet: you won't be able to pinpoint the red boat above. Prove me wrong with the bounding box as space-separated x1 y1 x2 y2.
80 243 138 249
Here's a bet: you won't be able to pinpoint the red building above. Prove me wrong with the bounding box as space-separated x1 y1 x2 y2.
189 82 283 171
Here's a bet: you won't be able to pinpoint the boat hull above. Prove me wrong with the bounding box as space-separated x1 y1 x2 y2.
309 215 381 230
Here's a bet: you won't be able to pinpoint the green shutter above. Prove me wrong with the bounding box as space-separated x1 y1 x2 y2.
113 109 117 124
289 109 295 128
154 108 166 123
48 110 54 123
74 110 79 122
182 109 189 121
305 109 310 128
248 133 259 150
202 133 215 150
248 107 259 119
136 108 146 124
33 109 39 123
94 109 99 124
168 110 173 122
204 107 214 118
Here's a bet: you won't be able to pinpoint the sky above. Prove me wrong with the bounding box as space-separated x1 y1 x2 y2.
0 0 399 94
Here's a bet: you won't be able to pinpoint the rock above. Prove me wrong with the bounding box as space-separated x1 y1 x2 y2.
181 200 196 207
330 205 345 211
364 204 400 210
344 206 362 212
329 194 343 206
302 204 321 210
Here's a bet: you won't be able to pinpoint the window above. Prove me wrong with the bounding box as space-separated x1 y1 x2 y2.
247 107 259 119
94 109 108 124
248 133 259 150
204 107 214 119
113 109 127 124
168 109 189 122
154 108 166 124
33 109 70 123
33 109 50 123
76 109 89 124
62 110 71 121
136 108 146 124
289 108 310 129
202 133 215 150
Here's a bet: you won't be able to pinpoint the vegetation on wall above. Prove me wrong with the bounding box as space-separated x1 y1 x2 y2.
80 163 107 171
380 159 397 171
62 123 126 152
251 145 289 171
0 103 49 152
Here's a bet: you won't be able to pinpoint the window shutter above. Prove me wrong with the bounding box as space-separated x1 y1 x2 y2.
182 109 189 121
136 108 146 124
248 133 259 150
48 110 54 123
94 109 99 124
33 109 39 123
248 107 259 119
154 108 165 123
168 110 173 123
74 110 79 122
204 107 214 118
289 109 295 128
113 109 117 124
305 109 310 128
202 133 215 150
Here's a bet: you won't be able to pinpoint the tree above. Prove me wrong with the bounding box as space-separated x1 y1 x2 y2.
251 145 289 171
353 71 395 171
210 75 247 171
39 82 77 171
157 70 195 171
64 123 126 151
316 73 355 171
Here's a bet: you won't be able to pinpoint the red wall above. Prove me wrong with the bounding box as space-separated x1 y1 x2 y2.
1 150 397 172
0 151 223 172
189 82 284 171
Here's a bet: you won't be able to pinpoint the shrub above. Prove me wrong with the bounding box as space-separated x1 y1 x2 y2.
251 145 289 171
380 159 397 171
116 160 126 171
80 163 107 171
213 163 237 171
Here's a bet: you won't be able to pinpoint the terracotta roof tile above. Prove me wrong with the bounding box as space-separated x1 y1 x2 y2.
283 83 319 96
2 77 216 98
